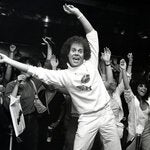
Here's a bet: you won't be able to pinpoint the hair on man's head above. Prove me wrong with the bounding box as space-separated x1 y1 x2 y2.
60 36 91 68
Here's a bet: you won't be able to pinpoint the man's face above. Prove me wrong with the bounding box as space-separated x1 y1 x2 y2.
68 43 84 67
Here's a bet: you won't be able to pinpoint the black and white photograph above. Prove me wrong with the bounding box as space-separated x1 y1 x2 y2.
0 0 150 150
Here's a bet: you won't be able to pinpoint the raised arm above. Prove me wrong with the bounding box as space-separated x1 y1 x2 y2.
42 37 53 61
5 44 16 82
126 52 133 75
101 47 114 83
120 59 130 90
63 4 94 34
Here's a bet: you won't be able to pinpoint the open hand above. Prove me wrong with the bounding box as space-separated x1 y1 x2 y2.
63 4 80 16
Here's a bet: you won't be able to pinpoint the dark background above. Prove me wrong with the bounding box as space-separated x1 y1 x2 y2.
0 0 149 71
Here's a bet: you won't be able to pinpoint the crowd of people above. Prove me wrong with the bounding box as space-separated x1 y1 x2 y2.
0 4 150 150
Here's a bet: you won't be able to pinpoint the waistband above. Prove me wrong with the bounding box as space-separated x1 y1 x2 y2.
81 102 111 116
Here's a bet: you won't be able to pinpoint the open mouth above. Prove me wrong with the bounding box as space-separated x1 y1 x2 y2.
72 57 80 63
139 90 146 96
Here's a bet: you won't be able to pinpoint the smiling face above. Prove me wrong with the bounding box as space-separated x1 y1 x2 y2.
137 84 147 97
68 43 84 67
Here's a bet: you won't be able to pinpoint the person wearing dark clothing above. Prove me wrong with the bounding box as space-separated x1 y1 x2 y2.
4 56 42 150
0 102 11 150
5 75 41 150
37 88 66 150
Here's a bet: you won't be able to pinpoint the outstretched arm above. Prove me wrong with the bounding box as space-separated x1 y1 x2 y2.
0 53 29 73
63 4 94 34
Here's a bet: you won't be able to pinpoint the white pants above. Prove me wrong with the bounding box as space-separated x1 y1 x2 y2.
73 105 122 150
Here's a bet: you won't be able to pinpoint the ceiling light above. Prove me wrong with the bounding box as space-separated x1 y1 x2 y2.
42 15 50 27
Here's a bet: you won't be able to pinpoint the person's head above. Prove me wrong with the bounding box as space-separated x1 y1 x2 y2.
136 79 149 99
60 36 91 68
132 78 149 100
137 83 148 97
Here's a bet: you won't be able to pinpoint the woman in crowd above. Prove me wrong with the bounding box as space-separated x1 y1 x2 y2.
100 48 133 139
121 57 150 150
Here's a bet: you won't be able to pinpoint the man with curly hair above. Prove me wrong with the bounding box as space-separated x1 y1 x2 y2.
0 4 121 150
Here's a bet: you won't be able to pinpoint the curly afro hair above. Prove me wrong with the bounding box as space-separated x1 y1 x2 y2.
60 36 91 69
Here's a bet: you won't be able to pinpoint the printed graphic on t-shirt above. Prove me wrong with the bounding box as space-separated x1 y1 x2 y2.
81 74 90 83
76 74 92 91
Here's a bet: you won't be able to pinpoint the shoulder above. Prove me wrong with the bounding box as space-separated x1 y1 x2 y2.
5 80 16 94
6 80 16 88
86 29 98 38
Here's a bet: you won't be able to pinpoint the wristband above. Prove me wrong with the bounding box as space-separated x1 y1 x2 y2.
77 14 83 19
